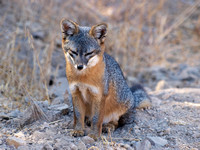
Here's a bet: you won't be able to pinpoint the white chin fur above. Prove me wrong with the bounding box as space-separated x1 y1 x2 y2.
88 55 99 67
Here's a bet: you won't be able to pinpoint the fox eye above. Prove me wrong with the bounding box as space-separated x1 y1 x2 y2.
70 50 78 55
69 53 74 57
68 49 78 58
85 51 94 57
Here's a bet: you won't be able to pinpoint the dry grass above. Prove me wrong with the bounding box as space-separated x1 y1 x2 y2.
0 0 200 112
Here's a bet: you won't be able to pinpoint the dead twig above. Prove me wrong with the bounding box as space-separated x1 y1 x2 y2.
156 1 200 44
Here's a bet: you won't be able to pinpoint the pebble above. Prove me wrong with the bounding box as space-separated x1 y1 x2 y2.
135 139 151 150
17 145 30 150
192 132 200 138
6 137 26 148
82 136 95 144
120 143 133 150
42 144 53 150
69 143 78 150
76 140 86 150
147 136 168 146
14 131 25 139
32 131 46 141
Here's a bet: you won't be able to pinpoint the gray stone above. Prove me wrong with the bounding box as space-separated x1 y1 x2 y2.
121 143 133 150
6 137 26 148
32 131 46 141
76 141 86 150
41 122 50 129
17 145 30 150
48 104 69 112
51 97 64 105
8 109 21 118
193 132 200 138
135 139 151 150
0 112 9 120
82 136 95 144
31 144 44 150
42 144 53 150
147 136 168 146
0 139 3 145
69 143 78 150
178 66 199 81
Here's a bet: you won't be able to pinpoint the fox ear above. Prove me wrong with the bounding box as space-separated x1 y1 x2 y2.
90 23 107 43
60 19 78 38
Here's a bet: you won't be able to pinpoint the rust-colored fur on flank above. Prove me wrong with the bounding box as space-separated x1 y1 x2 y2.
104 83 127 124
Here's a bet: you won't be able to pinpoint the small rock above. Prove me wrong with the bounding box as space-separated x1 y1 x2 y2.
193 132 200 138
48 104 69 115
76 141 86 150
41 122 50 129
42 144 53 150
32 131 46 141
82 136 95 144
134 125 140 134
163 128 171 135
17 145 30 150
14 131 25 139
31 144 44 150
69 143 78 150
0 112 10 120
6 137 26 148
121 143 132 150
48 104 69 111
135 139 151 150
51 97 64 105
178 67 199 81
8 109 21 118
0 139 3 145
147 136 168 146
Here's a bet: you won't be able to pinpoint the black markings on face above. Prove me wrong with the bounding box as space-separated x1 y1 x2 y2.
63 26 101 67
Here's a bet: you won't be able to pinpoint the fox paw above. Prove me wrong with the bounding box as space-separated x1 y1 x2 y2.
88 133 98 141
70 130 84 137
102 123 116 133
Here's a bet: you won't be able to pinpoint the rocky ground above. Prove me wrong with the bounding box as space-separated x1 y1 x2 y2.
0 0 200 150
0 78 200 150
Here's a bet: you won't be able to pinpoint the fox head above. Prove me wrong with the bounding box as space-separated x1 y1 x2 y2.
60 19 107 71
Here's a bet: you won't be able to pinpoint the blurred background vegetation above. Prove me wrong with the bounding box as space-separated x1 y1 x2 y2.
0 0 200 111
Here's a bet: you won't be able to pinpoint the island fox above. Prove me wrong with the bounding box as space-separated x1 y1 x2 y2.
60 19 151 138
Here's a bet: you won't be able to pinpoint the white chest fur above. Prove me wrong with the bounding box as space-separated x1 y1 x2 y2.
69 82 99 102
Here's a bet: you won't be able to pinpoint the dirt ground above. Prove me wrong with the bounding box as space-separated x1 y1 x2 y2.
0 0 200 150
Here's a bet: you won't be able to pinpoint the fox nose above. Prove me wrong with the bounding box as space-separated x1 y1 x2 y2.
77 65 84 70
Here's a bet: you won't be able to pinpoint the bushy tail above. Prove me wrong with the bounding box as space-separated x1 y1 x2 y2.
118 84 151 127
130 84 151 109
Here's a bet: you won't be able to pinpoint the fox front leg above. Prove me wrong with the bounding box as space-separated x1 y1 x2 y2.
88 100 105 140
70 95 86 137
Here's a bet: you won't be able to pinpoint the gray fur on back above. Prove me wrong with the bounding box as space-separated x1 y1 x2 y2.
103 52 149 109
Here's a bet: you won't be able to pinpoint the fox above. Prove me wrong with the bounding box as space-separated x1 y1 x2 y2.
60 19 151 139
